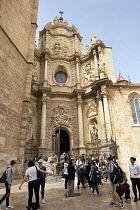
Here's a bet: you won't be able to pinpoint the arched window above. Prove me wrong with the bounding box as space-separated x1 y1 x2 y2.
55 71 67 84
130 96 140 124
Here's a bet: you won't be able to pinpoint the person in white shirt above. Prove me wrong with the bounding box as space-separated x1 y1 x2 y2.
129 157 140 202
76 156 86 189
19 160 51 210
63 157 69 197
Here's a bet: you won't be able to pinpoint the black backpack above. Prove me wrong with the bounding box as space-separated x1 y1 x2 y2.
35 166 44 183
0 167 10 183
94 167 100 179
110 164 120 184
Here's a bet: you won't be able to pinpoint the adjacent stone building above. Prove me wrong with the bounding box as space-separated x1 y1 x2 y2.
0 2 140 176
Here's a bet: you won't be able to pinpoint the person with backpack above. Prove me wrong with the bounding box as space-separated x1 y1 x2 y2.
63 156 69 197
90 161 100 196
0 160 16 210
19 160 51 210
38 159 46 204
129 157 140 202
106 157 124 209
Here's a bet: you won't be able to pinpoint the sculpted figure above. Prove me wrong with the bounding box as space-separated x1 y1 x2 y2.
53 16 59 24
91 34 97 45
85 44 90 54
64 20 68 26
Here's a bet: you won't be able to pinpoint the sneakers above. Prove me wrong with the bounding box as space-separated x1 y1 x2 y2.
42 199 45 204
6 205 14 209
110 202 116 207
92 193 94 196
97 193 100 197
119 201 124 209
134 198 138 202
37 207 41 210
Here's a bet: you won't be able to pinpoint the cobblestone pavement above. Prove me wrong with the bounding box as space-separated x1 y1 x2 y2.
0 177 140 210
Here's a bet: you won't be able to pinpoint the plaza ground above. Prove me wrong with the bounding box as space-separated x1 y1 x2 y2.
0 177 140 210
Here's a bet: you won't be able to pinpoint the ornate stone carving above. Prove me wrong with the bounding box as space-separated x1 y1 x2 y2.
83 63 95 86
101 87 108 97
64 20 68 26
52 41 70 58
87 100 97 118
51 104 71 128
85 44 90 54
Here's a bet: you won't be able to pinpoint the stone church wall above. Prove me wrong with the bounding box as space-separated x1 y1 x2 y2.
108 85 140 176
0 0 39 172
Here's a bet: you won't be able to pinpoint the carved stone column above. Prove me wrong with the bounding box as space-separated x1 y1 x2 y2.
40 93 47 153
77 95 86 154
76 57 80 88
43 54 48 87
93 50 99 80
96 90 106 140
101 86 112 140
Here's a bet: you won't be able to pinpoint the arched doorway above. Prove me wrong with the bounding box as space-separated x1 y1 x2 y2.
52 129 70 156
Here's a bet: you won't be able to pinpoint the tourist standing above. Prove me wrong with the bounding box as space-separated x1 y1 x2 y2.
60 152 65 172
50 152 58 176
129 157 140 202
38 159 46 204
76 156 86 189
90 161 100 196
64 157 69 197
0 160 16 210
19 160 51 210
68 159 76 197
106 157 124 208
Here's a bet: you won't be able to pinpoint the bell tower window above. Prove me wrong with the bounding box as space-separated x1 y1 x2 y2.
130 97 140 124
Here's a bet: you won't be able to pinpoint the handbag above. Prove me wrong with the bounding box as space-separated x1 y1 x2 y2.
116 184 126 197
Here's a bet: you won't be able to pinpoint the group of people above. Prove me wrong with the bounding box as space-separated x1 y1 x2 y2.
0 154 140 210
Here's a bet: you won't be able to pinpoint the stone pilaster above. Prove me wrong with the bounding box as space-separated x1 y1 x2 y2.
76 56 80 89
39 93 47 154
96 90 106 140
93 50 99 80
101 86 112 140
43 53 48 87
77 95 86 154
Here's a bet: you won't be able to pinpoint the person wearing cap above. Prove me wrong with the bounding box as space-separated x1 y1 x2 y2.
38 159 46 204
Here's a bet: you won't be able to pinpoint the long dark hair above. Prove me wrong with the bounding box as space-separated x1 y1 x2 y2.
118 166 125 176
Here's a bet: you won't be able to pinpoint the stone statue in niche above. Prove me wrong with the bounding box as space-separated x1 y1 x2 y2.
83 63 95 86
53 16 59 24
52 42 62 55
27 105 34 141
32 71 38 83
89 122 98 143
87 101 97 119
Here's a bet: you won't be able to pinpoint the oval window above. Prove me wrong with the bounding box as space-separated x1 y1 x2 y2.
55 71 67 83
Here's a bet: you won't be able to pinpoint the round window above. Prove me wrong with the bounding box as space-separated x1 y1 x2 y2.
55 71 67 83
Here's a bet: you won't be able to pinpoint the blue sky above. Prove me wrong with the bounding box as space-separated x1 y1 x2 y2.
36 0 140 83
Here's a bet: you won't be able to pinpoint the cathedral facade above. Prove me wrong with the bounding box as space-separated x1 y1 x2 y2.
1 1 140 176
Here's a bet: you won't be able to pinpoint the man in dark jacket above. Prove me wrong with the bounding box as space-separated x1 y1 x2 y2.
68 160 76 197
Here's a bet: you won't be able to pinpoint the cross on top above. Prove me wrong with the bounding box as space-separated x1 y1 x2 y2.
59 11 64 18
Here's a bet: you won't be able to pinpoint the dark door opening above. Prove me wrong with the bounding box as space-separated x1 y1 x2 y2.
54 129 70 156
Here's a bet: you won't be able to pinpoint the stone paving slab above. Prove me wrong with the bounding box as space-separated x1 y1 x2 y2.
0 178 140 210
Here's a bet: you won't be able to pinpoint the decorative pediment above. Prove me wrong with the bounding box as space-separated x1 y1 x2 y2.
51 104 71 128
